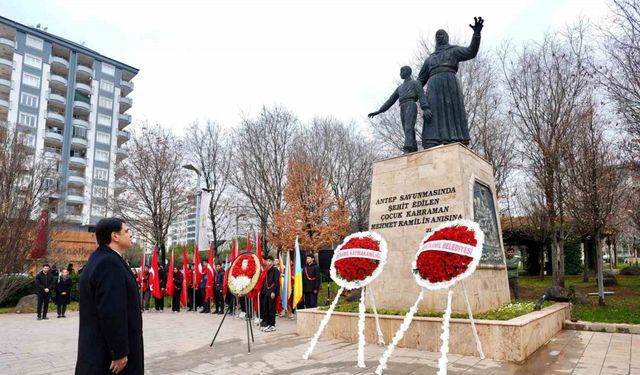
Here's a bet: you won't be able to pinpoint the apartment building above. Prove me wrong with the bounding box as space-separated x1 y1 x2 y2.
0 16 138 229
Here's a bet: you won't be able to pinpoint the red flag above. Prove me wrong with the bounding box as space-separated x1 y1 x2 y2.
165 250 175 296
194 245 202 286
138 250 145 288
181 245 188 306
150 246 162 299
205 245 215 302
231 238 238 261
30 210 48 259
246 232 252 253
256 233 264 267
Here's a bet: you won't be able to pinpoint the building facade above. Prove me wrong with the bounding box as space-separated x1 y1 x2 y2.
0 16 138 229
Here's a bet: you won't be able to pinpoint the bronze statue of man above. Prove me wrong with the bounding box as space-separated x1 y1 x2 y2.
418 17 484 149
368 66 432 153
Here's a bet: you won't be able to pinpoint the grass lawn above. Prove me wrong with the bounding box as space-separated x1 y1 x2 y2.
0 301 79 315
518 275 640 324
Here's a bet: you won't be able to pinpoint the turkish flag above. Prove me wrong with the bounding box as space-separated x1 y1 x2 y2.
150 246 162 299
205 245 214 302
165 250 175 296
30 210 48 259
194 245 202 287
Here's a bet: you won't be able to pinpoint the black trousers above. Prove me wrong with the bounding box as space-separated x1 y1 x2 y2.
37 292 50 318
172 292 181 312
400 101 418 153
214 290 223 312
261 294 276 327
508 277 520 300
154 297 164 310
56 303 68 316
187 286 194 309
304 292 318 309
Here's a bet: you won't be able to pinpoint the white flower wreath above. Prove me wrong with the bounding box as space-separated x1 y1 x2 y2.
329 231 388 290
412 219 485 290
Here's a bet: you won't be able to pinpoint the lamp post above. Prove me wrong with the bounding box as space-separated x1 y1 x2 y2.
183 164 201 313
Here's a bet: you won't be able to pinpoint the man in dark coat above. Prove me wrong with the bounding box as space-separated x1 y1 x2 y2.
302 254 321 309
260 256 280 332
35 263 55 320
214 263 225 314
55 269 72 318
75 217 143 375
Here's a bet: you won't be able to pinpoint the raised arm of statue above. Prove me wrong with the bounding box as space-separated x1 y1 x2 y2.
452 17 483 62
368 88 399 118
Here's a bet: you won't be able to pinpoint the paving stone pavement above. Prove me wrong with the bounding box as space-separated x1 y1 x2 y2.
0 310 638 374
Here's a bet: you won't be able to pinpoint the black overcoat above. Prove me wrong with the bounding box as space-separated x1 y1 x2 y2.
302 263 321 293
75 245 143 375
55 277 72 305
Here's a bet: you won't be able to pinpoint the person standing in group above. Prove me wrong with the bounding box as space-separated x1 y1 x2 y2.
35 264 55 320
171 266 183 312
302 254 321 309
214 263 225 314
55 269 72 318
260 256 280 332
141 267 150 312
75 217 143 375
186 264 194 311
153 265 165 312
200 260 211 313
505 247 521 300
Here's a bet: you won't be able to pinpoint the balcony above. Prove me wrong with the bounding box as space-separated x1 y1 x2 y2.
69 156 87 167
120 80 133 95
44 150 62 160
117 129 130 142
49 74 67 90
119 96 132 111
0 78 10 92
0 98 8 111
68 175 85 187
116 146 128 161
118 113 131 127
76 64 93 78
75 82 91 94
45 130 64 144
0 37 15 49
46 111 65 124
71 135 88 148
66 214 83 223
48 92 66 106
72 118 89 128
0 57 12 69
73 100 91 113
50 56 69 69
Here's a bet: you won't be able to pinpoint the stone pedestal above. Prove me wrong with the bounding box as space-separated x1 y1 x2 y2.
368 143 510 313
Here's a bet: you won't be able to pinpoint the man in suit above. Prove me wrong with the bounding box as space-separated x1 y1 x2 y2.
35 263 55 320
75 218 143 375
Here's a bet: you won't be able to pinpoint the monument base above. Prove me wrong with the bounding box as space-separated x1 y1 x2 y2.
367 143 511 313
297 303 571 362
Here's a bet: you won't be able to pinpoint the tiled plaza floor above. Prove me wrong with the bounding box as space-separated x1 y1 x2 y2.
0 310 638 374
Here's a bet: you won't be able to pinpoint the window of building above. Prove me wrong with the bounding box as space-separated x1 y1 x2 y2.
96 131 111 144
93 186 107 198
24 54 42 69
25 35 43 50
95 150 109 162
92 204 106 217
18 112 37 127
73 126 87 139
98 96 113 110
97 114 111 126
18 132 35 146
100 80 114 93
101 63 115 76
20 92 38 107
94 168 109 181
22 73 40 88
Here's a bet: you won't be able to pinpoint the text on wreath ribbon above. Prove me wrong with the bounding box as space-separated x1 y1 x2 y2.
418 240 475 257
334 248 382 261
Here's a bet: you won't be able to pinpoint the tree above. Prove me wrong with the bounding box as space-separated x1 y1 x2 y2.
500 23 595 288
184 121 233 256
112 124 188 266
564 104 624 305
269 158 350 253
599 0 640 161
0 125 56 304
232 106 299 254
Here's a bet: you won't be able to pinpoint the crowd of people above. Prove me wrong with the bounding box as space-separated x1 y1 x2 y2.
34 263 75 320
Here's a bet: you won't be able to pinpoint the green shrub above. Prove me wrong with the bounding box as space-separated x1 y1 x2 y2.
0 276 36 307
564 240 583 275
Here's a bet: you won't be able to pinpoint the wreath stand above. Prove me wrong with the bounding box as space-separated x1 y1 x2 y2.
303 284 386 368
210 295 255 353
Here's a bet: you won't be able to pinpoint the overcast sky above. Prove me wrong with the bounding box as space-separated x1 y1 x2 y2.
1 0 610 134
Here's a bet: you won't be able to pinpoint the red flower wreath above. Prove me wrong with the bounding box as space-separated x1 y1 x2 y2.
334 236 380 282
231 255 257 278
415 225 477 283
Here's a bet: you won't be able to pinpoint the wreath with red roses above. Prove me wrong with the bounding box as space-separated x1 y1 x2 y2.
412 219 484 290
228 254 261 296
231 255 257 277
330 231 388 290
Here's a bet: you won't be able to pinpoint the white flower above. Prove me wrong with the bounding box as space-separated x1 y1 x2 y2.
230 276 250 291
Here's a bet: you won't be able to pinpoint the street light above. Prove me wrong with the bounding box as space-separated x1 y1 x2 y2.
182 164 201 247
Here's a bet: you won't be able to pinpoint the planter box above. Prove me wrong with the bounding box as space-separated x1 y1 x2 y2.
297 303 570 362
